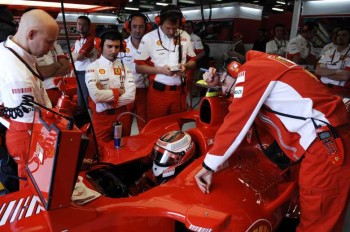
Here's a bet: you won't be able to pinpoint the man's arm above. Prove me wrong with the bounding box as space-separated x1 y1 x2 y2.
316 64 350 81
136 64 174 76
37 62 62 78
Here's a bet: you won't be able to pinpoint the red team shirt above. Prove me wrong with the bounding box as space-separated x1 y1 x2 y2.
204 51 349 171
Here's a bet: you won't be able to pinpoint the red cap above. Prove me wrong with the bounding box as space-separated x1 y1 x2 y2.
227 61 241 78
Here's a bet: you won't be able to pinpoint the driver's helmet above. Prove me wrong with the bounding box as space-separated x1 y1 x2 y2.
151 130 195 182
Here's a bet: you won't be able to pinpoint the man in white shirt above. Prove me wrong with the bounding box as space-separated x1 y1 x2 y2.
286 21 318 71
266 24 288 56
0 9 58 189
121 12 149 131
315 28 350 96
85 30 135 142
71 16 97 109
135 4 196 121
37 42 70 105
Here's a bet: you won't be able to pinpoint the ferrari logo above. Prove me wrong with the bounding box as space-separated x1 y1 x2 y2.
156 40 162 46
113 68 122 75
125 47 130 53
99 69 106 74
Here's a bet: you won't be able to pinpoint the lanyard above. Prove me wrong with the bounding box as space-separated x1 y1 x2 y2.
3 42 44 81
157 28 182 64
330 47 350 68
274 38 285 51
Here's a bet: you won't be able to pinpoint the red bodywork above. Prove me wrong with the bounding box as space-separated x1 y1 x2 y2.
0 95 299 232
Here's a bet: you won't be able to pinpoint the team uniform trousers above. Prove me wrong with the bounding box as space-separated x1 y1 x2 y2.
202 51 350 232
147 82 186 121
90 105 132 142
298 124 350 232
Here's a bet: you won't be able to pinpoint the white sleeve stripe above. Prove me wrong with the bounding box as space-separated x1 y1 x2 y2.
204 81 277 171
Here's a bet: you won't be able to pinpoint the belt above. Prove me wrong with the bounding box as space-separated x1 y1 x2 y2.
96 106 127 115
153 81 181 91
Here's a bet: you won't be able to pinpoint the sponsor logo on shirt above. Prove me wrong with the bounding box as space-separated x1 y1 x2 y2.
234 86 244 98
113 68 122 75
156 40 161 46
12 88 32 94
99 69 106 74
125 47 130 53
87 69 94 73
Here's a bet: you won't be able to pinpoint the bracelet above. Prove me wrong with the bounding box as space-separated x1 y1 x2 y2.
202 162 214 172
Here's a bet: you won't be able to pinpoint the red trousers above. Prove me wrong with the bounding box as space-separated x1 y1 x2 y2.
146 83 186 121
91 106 132 143
6 129 31 190
127 88 147 132
297 124 350 232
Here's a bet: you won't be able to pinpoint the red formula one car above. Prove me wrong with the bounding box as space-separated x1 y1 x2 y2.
0 94 299 232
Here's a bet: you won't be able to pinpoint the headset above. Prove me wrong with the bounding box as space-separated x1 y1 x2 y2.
154 4 186 26
124 12 152 33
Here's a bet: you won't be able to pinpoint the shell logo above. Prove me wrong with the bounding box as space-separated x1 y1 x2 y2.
246 219 272 232
99 69 106 74
125 47 130 53
156 40 162 46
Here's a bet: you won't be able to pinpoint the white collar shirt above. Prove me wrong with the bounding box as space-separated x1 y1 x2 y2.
190 33 204 53
36 42 66 89
85 55 135 113
119 36 148 88
318 45 350 86
135 28 196 85
266 38 288 56
73 34 97 71
0 36 51 126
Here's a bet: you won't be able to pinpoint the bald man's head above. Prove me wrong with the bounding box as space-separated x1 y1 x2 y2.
13 9 59 57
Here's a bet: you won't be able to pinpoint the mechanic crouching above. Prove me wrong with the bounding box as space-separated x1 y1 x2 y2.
85 30 135 143
0 10 59 190
195 50 350 231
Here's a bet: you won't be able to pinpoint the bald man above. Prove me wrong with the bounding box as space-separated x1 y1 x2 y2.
0 9 59 190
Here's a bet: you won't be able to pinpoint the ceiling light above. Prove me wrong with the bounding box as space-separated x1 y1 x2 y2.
0 0 106 10
276 1 286 4
179 0 196 3
139 4 154 9
272 7 284 11
156 2 169 6
125 7 139 10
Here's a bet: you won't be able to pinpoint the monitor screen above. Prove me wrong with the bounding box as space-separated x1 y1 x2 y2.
26 107 61 208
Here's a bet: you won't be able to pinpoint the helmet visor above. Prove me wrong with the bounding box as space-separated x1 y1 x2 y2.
152 145 182 167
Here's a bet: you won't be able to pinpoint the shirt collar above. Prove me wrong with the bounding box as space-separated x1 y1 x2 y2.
298 34 308 43
5 36 37 68
99 54 118 66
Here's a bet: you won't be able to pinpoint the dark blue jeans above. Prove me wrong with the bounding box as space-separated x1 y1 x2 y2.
76 71 89 108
